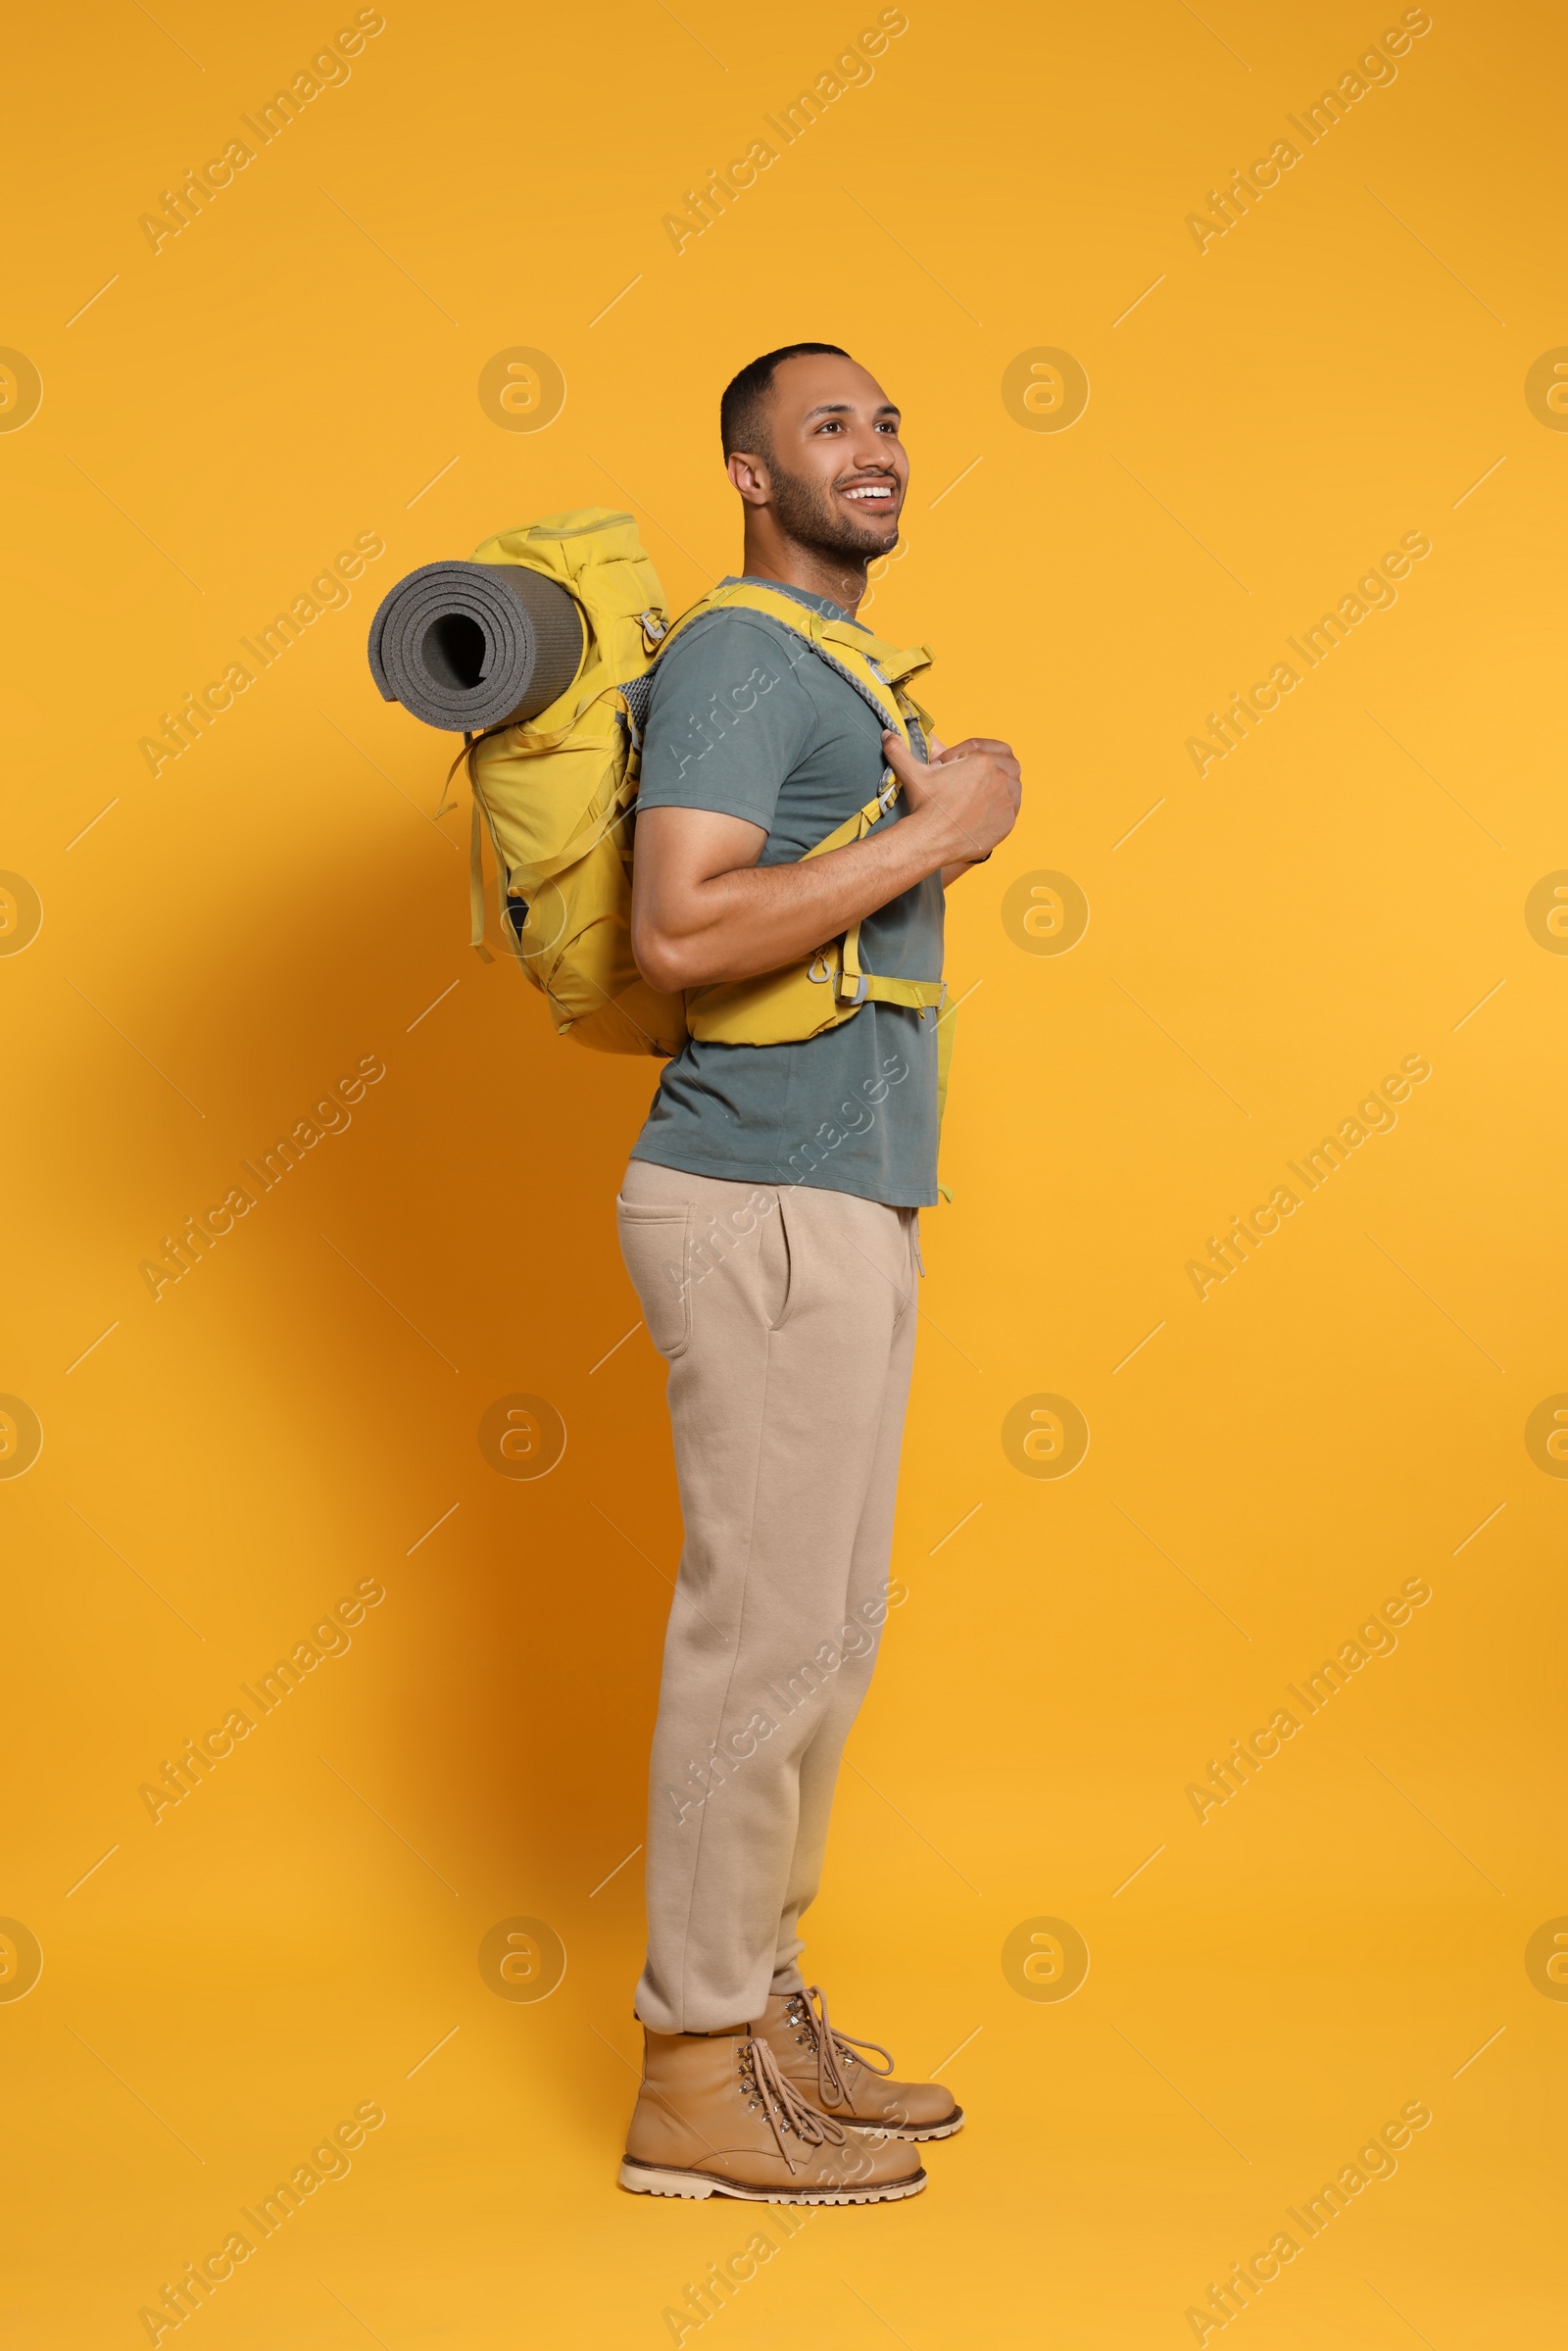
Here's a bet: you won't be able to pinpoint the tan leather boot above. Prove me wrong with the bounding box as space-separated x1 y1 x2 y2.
619 2026 927 2202
751 1986 963 2141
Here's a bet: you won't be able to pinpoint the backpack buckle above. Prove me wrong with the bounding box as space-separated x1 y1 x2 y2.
808 952 834 985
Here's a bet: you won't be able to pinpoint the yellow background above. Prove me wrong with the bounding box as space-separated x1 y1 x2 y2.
4 0 1564 2341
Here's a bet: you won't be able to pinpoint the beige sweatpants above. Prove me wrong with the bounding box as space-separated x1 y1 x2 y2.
616 1157 919 2034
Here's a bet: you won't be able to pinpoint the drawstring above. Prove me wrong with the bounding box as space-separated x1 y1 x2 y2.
793 1985 895 2112
739 2034 847 2174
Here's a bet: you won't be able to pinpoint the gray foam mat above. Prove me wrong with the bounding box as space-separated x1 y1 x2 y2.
368 561 585 732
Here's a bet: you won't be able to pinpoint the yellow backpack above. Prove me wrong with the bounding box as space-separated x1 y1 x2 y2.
459 507 951 1100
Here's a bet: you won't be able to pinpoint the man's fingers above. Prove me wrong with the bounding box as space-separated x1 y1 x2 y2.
880 726 1020 860
879 730 927 785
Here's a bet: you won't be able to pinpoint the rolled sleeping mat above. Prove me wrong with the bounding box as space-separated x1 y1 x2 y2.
368 561 585 733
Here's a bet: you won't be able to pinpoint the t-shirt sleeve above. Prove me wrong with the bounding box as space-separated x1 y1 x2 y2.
637 613 816 833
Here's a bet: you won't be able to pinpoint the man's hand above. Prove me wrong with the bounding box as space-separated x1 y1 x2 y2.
881 730 1021 873
630 730 1022 996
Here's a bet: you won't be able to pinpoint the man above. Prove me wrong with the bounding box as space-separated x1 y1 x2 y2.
615 343 1020 2202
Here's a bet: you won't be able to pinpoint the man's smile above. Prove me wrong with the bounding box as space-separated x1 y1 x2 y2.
839 476 900 508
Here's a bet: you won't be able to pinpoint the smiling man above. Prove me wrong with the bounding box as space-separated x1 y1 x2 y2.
615 343 1021 2203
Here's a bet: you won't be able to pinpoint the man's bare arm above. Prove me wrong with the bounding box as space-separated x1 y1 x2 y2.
631 733 1020 994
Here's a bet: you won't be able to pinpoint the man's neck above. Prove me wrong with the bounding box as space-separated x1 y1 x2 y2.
737 532 864 616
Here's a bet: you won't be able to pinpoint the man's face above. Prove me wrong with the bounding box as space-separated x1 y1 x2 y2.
735 354 907 561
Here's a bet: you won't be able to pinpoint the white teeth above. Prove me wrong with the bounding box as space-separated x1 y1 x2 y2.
845 486 893 501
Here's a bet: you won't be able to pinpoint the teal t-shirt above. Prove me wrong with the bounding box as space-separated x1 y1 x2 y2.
627 578 943 1208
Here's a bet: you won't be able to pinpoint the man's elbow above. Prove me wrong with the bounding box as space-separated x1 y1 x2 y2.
632 921 695 998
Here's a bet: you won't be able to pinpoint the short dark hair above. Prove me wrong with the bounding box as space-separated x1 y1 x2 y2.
719 343 850 458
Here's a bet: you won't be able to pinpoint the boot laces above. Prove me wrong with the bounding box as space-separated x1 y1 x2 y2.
789 1984 895 2111
738 2034 847 2175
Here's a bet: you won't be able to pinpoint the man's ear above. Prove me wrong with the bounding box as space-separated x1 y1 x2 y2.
727 450 770 505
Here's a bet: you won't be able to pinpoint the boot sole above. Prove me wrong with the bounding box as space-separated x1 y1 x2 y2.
845 2106 964 2142
618 2157 927 2204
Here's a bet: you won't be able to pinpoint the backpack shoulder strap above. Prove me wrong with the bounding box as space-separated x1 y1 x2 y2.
653 581 933 755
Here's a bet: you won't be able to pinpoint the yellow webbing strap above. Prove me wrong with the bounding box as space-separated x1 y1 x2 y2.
469 796 496 962
793 775 943 1012
655 580 930 744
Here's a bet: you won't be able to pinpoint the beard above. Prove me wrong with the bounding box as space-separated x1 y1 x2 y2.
767 455 901 564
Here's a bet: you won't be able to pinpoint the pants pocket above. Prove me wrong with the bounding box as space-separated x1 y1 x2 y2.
764 1189 796 1331
616 1200 692 1359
